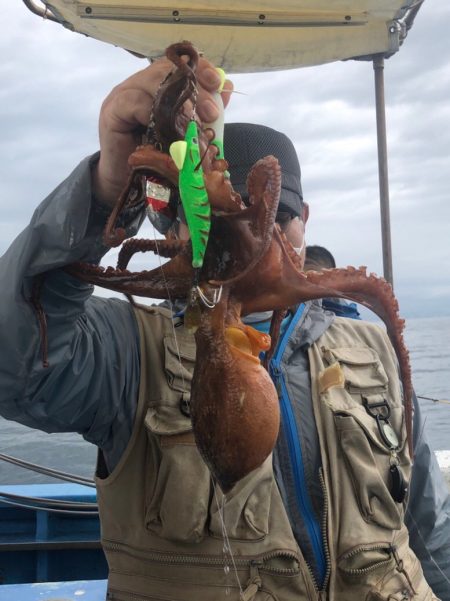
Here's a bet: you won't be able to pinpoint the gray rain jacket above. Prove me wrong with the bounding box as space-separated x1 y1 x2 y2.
0 156 449 597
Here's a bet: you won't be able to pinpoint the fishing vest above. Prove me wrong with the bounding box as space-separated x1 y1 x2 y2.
96 305 439 601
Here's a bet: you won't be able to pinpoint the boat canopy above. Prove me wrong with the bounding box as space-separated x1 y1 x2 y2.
24 0 424 284
31 0 421 72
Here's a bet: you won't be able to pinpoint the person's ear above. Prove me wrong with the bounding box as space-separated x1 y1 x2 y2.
302 202 309 224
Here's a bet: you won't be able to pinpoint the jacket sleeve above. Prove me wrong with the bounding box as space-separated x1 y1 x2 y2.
407 392 450 599
0 154 145 468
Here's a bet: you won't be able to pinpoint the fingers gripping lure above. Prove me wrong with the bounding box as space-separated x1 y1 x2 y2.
170 120 211 269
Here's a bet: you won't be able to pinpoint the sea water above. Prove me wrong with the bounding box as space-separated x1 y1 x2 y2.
404 316 450 450
0 316 449 485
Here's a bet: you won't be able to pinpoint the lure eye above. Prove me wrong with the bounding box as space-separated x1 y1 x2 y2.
192 136 198 145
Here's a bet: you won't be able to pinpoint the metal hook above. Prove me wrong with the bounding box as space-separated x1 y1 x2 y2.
196 285 223 309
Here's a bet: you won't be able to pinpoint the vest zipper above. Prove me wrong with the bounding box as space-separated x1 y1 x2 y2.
269 304 327 588
103 540 300 575
339 543 393 575
107 570 263 601
107 582 262 601
318 468 331 590
107 591 154 601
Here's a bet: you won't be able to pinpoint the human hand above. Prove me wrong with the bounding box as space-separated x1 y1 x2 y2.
92 57 233 207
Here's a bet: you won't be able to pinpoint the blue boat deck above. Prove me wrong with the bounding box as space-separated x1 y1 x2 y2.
0 579 107 600
0 483 107 585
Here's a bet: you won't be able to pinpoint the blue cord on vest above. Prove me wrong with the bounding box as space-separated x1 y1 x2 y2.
269 304 327 587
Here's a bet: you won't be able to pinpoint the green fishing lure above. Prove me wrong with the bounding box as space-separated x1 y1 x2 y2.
170 120 211 269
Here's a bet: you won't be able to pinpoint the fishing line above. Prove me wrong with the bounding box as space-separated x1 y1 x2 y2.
212 480 244 598
152 227 241 597
148 83 239 593
415 414 428 457
0 452 95 487
0 497 98 516
417 395 450 406
151 225 187 393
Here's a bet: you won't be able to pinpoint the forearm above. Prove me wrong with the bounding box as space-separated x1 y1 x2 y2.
407 393 450 599
0 154 143 442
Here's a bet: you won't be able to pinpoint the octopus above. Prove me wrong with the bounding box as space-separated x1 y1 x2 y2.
66 42 412 493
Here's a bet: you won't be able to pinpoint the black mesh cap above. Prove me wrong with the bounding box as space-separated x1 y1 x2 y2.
223 123 303 217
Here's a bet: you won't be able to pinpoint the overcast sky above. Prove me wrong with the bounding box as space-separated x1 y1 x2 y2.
1 2 449 318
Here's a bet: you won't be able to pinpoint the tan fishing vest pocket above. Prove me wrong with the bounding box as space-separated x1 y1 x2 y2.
163 332 197 394
144 426 211 544
106 561 280 601
144 329 211 544
322 346 389 393
363 552 437 600
321 345 409 531
106 586 277 601
339 539 437 600
210 456 273 541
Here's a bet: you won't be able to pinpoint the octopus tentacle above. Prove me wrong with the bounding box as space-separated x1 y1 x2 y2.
301 266 413 453
264 309 287 369
66 260 192 300
103 148 179 248
153 41 199 149
207 156 282 286
117 238 187 270
102 169 145 248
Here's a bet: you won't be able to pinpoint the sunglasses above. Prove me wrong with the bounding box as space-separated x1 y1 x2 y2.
276 210 296 231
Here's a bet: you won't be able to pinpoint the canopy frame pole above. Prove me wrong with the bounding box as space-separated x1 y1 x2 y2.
22 0 59 23
373 55 394 287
